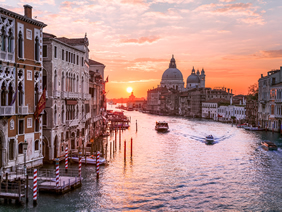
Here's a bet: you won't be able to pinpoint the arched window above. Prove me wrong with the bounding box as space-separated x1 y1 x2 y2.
9 139 15 160
18 31 23 58
76 105 78 119
81 77 84 94
8 82 13 106
54 70 57 91
1 81 7 106
8 28 13 53
61 105 64 124
76 76 79 92
35 140 39 151
1 27 6 51
43 110 47 126
34 36 39 61
54 105 57 126
34 83 39 106
18 81 24 106
61 72 64 92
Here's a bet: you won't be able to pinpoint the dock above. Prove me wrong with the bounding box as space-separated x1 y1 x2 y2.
38 176 82 194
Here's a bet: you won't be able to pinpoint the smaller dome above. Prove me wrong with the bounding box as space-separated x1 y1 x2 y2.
187 74 200 83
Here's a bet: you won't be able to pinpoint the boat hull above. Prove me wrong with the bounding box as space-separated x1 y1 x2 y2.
70 157 107 165
261 141 278 151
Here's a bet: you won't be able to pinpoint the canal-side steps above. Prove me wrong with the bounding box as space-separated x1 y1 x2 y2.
0 176 25 205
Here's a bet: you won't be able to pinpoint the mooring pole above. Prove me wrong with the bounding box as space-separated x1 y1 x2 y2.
131 137 133 158
33 169 37 206
124 140 126 162
136 120 138 132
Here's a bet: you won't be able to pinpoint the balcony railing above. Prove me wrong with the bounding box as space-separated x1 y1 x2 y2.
0 106 14 116
86 113 91 120
61 91 81 99
53 90 61 98
65 119 79 127
275 99 282 103
18 106 28 115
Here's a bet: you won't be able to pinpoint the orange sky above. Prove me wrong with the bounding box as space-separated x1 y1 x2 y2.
5 0 282 98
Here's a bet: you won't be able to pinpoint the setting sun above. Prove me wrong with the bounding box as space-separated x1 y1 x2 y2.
126 87 133 93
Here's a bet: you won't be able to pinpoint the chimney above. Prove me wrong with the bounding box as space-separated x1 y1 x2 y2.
24 5 32 19
228 88 230 93
231 89 232 94
261 74 263 78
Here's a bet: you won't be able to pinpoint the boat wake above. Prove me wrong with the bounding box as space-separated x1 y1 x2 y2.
189 133 234 144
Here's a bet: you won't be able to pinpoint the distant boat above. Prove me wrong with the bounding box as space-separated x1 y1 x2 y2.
155 121 169 132
245 126 265 131
261 141 278 151
205 135 214 144
70 156 107 165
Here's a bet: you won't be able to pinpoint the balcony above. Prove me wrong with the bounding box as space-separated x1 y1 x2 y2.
275 99 282 103
0 106 15 116
84 93 91 100
61 91 81 99
65 119 79 127
69 92 79 99
86 113 91 120
53 90 61 98
18 106 28 115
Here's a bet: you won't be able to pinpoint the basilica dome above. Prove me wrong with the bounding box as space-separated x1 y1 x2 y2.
187 73 200 83
161 68 183 81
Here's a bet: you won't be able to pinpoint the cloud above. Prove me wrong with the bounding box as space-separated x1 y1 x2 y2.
19 0 55 6
110 79 159 83
256 50 282 58
213 3 252 13
120 36 161 44
219 0 235 2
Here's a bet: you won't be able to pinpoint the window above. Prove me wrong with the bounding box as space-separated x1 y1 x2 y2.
61 132 64 141
43 45 47 57
81 57 84 66
77 55 79 65
62 49 64 60
8 28 13 53
27 70 32 80
35 140 39 151
66 51 68 61
9 139 15 160
26 29 32 40
1 26 6 51
18 31 23 58
54 46 57 58
35 119 39 132
27 118 32 128
18 143 23 154
66 131 69 139
43 111 47 126
34 36 39 61
19 120 24 134
18 81 24 106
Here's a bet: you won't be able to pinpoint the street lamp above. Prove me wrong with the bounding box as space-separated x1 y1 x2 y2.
22 140 28 203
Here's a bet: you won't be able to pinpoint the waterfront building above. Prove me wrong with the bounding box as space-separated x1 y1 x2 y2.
217 97 246 122
159 89 180 115
245 99 258 127
126 92 145 110
147 86 168 114
42 32 91 161
89 59 106 139
258 67 282 133
202 99 229 120
186 67 205 89
0 5 46 171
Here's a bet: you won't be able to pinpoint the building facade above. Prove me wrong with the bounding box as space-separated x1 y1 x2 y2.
0 5 46 171
42 32 91 161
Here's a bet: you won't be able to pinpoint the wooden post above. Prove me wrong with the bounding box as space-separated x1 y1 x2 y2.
105 143 108 160
114 128 117 150
110 142 112 158
136 120 138 132
33 169 37 206
124 140 126 161
4 173 8 203
131 137 133 158
119 127 121 149
26 171 29 203
18 180 22 203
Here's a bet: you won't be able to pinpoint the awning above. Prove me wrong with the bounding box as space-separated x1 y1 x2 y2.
66 100 78 105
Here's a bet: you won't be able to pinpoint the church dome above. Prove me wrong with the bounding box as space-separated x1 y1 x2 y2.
161 55 183 81
187 67 200 83
187 74 200 83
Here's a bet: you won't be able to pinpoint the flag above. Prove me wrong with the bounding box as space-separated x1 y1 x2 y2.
105 76 108 83
10 85 18 106
34 88 46 120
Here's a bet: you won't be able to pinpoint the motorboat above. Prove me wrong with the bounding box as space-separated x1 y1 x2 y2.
237 123 248 128
205 135 214 144
70 155 107 165
261 141 278 151
155 121 169 132
248 127 265 131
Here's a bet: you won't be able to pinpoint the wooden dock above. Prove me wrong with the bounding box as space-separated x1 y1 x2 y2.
38 176 82 194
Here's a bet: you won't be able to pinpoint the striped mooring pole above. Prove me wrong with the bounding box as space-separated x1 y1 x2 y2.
79 152 82 178
55 158 60 188
124 140 126 161
65 146 68 172
33 169 37 206
96 151 100 179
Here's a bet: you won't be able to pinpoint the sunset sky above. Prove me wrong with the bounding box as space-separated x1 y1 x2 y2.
3 0 282 98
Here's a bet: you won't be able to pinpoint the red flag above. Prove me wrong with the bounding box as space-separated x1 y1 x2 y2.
105 76 108 83
34 88 46 120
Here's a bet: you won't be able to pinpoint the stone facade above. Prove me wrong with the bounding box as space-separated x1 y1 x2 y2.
42 32 91 161
0 5 46 171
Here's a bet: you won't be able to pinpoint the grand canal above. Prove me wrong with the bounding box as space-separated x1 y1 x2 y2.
2 109 282 211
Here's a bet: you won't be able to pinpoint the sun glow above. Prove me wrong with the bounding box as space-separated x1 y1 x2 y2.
127 87 133 93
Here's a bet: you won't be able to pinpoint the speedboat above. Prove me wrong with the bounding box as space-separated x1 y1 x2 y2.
261 141 278 151
155 121 169 132
70 155 107 165
205 135 214 144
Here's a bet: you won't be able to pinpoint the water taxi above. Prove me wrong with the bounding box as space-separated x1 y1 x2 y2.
155 121 169 132
261 141 278 151
205 135 214 144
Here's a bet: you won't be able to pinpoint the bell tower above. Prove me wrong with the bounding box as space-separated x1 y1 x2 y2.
200 68 205 88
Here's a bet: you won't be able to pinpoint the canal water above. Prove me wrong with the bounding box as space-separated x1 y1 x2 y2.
2 109 282 211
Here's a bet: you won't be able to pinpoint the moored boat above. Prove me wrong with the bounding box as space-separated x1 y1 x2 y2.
155 121 169 132
205 135 214 144
261 141 278 151
70 155 107 165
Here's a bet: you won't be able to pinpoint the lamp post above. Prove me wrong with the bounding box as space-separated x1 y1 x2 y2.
22 140 28 203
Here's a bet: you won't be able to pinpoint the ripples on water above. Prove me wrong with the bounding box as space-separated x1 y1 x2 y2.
3 110 282 211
